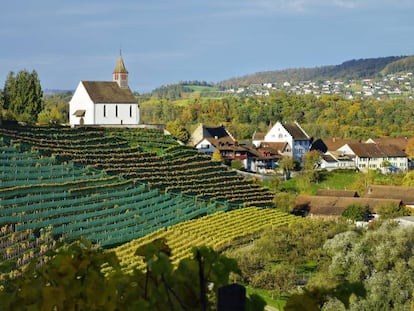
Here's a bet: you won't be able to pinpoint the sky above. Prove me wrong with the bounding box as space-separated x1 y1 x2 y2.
1 0 414 93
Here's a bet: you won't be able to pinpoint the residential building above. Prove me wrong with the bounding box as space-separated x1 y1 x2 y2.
337 142 408 173
259 121 311 162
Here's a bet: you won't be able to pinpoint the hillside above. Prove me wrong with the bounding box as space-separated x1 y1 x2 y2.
218 56 408 87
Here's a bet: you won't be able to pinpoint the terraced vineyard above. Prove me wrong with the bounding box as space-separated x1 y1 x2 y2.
0 125 283 280
0 125 274 207
110 207 297 273
0 143 227 277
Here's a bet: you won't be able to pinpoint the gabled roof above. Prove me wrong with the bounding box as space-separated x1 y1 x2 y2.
365 137 410 152
252 131 266 141
259 142 288 153
323 138 361 152
204 125 232 140
81 81 136 104
347 143 406 158
282 122 309 140
363 185 414 205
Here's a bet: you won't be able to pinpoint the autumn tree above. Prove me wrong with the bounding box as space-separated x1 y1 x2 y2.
406 137 414 159
212 148 223 162
166 120 190 143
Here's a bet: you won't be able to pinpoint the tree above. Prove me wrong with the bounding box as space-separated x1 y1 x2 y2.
212 148 223 162
278 156 296 180
405 137 414 159
342 204 370 221
2 70 43 122
166 121 190 143
302 150 321 183
304 223 414 310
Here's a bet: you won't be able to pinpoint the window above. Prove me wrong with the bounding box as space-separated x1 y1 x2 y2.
103 105 106 117
130 105 132 118
115 105 118 117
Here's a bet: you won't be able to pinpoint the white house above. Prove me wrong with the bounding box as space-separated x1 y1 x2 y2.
337 143 408 173
69 53 139 126
258 121 311 162
190 124 236 155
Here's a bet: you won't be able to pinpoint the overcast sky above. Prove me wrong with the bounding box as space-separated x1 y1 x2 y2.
1 0 414 93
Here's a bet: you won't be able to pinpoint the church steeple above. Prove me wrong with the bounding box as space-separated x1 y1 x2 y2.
113 50 129 88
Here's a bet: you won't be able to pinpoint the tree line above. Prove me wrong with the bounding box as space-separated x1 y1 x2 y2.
140 92 414 142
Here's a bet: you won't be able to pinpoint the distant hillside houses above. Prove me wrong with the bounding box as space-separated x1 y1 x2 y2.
224 72 414 100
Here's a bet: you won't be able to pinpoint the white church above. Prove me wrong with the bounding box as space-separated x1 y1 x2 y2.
69 53 140 126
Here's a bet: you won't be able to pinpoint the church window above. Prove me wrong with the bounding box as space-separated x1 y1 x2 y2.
103 105 106 117
115 105 118 117
130 105 132 117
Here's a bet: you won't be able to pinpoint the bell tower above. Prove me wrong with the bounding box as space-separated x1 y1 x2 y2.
113 50 129 88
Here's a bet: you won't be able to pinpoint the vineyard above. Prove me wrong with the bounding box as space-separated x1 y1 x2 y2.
110 207 298 273
0 124 284 280
0 125 275 207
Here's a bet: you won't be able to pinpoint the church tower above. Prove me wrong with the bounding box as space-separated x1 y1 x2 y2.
113 51 129 88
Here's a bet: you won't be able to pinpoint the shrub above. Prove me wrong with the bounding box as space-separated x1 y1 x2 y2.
342 204 370 221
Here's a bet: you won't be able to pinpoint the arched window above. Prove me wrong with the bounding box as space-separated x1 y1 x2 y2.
130 105 132 117
103 105 106 117
115 105 118 117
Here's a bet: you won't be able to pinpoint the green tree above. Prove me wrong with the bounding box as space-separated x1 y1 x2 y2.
342 204 370 221
278 156 296 180
2 70 43 122
166 121 190 143
302 150 321 183
311 223 414 310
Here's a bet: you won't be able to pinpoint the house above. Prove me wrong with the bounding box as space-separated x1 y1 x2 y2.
69 52 139 126
337 143 408 173
363 185 414 208
319 151 355 170
246 143 281 173
190 123 236 155
254 121 311 162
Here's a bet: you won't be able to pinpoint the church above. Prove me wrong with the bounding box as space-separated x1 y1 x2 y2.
69 53 140 126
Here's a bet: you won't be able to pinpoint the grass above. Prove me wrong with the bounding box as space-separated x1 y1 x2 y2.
246 286 289 310
308 169 358 194
269 169 359 195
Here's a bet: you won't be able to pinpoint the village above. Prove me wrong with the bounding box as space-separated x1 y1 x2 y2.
227 72 414 99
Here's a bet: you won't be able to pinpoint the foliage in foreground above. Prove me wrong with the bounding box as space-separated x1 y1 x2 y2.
294 222 414 310
227 218 352 297
0 239 265 311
